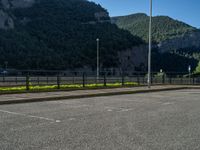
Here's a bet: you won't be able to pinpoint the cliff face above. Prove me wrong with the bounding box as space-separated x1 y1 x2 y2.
0 9 14 29
0 0 145 71
158 31 200 53
1 0 35 9
0 0 35 29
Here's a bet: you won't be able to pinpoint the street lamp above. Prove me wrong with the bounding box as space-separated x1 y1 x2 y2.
147 0 152 88
188 65 191 84
96 38 100 81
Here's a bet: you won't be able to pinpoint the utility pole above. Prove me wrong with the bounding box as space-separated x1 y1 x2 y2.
96 38 100 82
148 0 152 88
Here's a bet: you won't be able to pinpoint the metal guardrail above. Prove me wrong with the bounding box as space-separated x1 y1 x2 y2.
0 73 200 90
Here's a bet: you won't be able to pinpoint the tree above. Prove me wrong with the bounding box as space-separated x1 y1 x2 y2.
0 0 144 70
195 61 200 73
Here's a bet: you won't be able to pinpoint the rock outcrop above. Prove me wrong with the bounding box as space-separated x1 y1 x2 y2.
0 0 35 29
158 31 200 53
1 0 35 9
0 10 14 29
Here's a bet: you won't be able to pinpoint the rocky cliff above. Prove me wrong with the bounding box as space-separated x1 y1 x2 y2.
1 0 35 9
0 0 145 71
158 31 200 53
0 0 35 29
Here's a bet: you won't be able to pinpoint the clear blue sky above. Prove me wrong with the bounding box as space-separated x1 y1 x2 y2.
90 0 200 28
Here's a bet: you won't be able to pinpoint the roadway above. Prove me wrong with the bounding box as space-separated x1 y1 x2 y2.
1 89 200 149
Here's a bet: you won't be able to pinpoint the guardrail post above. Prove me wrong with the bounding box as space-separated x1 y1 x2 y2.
26 74 30 91
47 76 49 85
181 77 183 85
193 77 195 85
3 74 5 83
137 74 140 85
104 74 107 87
73 75 75 84
82 73 85 88
143 76 145 84
57 75 60 89
122 73 125 86
37 76 39 85
162 75 165 84
169 76 172 84
15 76 18 84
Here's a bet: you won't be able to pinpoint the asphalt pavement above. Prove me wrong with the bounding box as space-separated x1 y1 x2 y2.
1 89 200 150
0 85 187 105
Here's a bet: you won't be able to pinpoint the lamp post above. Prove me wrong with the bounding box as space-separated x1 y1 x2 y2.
188 65 191 84
147 0 152 88
96 38 100 81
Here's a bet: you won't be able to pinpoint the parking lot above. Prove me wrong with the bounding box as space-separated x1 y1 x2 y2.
1 89 200 150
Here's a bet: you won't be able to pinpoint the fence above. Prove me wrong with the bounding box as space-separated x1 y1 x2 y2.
0 71 200 90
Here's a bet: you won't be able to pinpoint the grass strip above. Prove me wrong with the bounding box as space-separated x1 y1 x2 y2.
0 82 138 94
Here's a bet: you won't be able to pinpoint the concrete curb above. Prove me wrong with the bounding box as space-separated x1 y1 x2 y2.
0 87 189 105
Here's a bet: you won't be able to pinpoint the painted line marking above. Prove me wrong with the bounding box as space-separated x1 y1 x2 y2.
107 109 113 112
119 108 133 112
0 109 61 123
162 102 174 105
69 118 76 121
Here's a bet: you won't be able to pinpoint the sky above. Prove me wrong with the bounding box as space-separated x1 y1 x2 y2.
90 0 200 28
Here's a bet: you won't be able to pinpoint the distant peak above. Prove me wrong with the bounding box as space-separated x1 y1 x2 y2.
128 13 147 17
113 13 147 18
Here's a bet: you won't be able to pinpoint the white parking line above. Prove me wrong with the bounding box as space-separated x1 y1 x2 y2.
0 109 61 123
162 102 174 105
107 109 113 112
119 108 133 112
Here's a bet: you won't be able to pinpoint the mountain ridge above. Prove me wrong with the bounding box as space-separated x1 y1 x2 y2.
112 13 200 72
112 13 197 43
0 0 145 71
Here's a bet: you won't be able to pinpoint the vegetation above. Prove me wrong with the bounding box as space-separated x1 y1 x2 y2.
0 0 144 70
1 1 199 73
152 48 198 72
112 13 200 72
172 47 200 60
0 82 138 93
112 13 197 43
194 62 200 73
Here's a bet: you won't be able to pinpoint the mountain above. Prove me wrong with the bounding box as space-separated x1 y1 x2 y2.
112 13 200 72
1 1 199 73
0 0 144 71
112 13 197 43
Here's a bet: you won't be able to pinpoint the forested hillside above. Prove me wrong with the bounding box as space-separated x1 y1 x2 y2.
112 13 196 43
152 49 198 72
1 0 199 73
0 0 144 70
112 13 200 72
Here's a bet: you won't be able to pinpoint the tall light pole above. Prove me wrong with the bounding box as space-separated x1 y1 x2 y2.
148 0 152 88
188 65 191 84
96 38 100 81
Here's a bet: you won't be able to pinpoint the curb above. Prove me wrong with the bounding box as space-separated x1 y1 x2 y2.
0 87 188 105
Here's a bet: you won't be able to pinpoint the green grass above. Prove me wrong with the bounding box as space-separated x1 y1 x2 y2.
0 82 138 93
